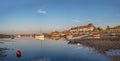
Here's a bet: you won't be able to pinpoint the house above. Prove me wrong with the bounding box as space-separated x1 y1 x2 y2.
69 24 94 34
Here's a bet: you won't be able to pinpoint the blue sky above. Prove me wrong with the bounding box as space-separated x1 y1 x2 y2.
0 0 120 34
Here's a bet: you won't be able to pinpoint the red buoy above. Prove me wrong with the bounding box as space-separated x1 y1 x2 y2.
16 50 21 57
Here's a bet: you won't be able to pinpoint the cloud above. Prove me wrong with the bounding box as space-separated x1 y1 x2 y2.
86 19 92 21
37 9 47 14
72 19 81 23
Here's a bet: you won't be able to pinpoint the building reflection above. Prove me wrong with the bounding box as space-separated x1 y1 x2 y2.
0 38 14 58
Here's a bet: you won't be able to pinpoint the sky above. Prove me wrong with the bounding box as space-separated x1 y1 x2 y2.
0 0 120 34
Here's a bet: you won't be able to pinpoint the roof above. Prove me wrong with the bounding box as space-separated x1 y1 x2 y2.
70 25 94 30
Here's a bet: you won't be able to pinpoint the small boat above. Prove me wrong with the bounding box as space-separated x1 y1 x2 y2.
35 35 44 40
17 35 21 38
68 34 90 41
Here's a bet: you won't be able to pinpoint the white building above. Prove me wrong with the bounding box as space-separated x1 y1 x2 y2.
69 24 94 33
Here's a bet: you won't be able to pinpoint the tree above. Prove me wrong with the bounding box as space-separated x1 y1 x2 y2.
114 25 120 29
50 31 60 37
97 27 103 31
93 26 97 31
88 23 93 26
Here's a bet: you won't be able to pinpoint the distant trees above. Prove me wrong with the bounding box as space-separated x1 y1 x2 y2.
113 25 120 29
97 27 103 31
49 31 60 37
93 26 103 31
88 23 93 26
105 25 120 30
86 23 103 31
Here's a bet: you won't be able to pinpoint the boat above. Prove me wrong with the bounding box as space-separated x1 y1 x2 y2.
68 34 90 41
35 35 44 40
17 35 21 38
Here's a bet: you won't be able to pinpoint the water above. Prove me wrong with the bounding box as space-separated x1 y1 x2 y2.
0 37 117 61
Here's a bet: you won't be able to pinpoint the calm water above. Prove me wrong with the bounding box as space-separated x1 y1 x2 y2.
0 37 114 61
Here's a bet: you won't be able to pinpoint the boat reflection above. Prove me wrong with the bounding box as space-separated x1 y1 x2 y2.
35 37 45 40
67 41 81 47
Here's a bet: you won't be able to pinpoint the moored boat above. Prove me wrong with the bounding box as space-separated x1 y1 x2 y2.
35 35 45 40
68 34 90 41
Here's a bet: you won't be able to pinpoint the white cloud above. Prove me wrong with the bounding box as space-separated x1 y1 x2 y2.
37 9 47 14
72 19 81 23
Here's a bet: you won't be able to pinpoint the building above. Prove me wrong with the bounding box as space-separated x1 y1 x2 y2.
69 24 94 34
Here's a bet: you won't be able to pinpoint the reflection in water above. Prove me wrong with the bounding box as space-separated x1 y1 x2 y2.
67 41 82 49
48 36 61 40
106 49 120 56
0 37 119 61
0 42 4 44
68 41 80 46
77 43 80 46
0 38 12 41
0 38 10 57
35 37 45 40
0 48 8 57
33 57 51 61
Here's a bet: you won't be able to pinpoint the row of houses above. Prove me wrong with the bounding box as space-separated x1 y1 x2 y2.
69 24 94 34
49 24 95 38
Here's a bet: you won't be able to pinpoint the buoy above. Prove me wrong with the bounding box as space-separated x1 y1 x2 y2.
16 50 21 57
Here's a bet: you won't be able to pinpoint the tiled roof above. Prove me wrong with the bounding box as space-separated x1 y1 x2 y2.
70 25 93 30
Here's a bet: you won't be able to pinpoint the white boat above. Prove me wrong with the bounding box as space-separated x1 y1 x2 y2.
35 35 44 40
17 35 21 38
68 34 90 41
